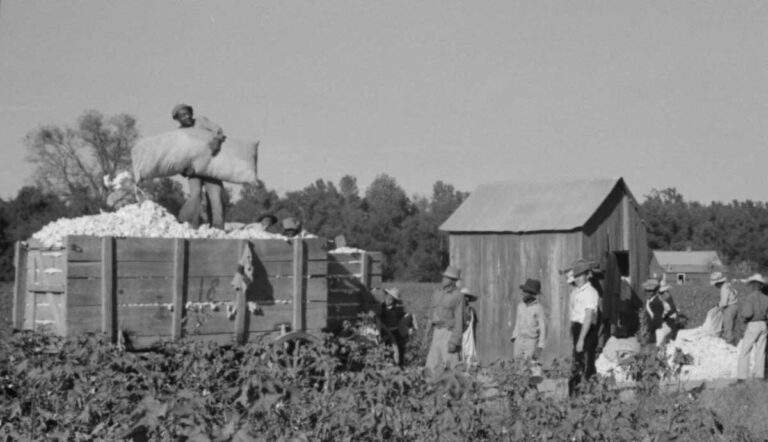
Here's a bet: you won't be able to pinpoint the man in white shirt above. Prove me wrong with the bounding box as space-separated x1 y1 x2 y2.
568 259 600 395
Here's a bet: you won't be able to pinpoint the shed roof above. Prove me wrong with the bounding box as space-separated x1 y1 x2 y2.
440 178 632 232
652 250 722 274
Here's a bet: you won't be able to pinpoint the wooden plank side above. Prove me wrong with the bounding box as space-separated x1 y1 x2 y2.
117 305 173 337
12 242 27 329
69 261 174 278
67 306 103 334
185 276 326 303
186 260 326 278
327 260 382 276
184 302 327 335
25 249 67 292
68 278 174 307
116 237 176 261
66 236 102 261
248 238 327 261
33 292 67 336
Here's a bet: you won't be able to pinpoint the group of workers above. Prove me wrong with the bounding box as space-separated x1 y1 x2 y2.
170 104 304 237
422 259 601 394
710 271 768 382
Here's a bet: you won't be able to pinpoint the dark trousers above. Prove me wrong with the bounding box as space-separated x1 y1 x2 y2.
569 321 598 395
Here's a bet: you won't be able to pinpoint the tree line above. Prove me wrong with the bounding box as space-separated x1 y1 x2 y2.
1 110 766 282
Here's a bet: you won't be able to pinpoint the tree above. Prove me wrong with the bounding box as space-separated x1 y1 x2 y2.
228 180 281 223
25 110 138 209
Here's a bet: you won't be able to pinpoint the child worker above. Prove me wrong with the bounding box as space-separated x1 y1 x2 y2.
511 278 547 361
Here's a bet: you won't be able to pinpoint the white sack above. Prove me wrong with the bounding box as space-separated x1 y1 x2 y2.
132 128 259 184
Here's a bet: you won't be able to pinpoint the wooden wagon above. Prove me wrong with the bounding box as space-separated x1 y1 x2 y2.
11 235 382 348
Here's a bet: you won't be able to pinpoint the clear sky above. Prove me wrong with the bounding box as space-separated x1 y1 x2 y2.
1 1 767 203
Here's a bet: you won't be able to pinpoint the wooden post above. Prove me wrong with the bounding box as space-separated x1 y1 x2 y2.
171 239 187 340
359 251 369 289
292 239 305 332
622 196 630 251
234 241 249 345
12 241 27 329
100 237 117 343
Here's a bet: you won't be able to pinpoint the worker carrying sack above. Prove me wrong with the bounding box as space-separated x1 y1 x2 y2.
132 128 258 184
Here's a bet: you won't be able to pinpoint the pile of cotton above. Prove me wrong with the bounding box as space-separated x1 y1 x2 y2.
329 246 367 254
32 201 313 247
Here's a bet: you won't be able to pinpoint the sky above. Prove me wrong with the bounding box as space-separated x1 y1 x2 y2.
1 1 767 203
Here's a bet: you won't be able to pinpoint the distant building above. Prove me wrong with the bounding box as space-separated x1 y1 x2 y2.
649 250 723 285
440 178 649 361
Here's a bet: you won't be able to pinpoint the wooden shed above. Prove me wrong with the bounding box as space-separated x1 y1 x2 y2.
440 178 649 362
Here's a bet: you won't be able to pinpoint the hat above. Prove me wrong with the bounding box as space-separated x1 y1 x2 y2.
709 271 727 286
745 273 766 285
658 281 671 293
256 213 278 225
566 269 576 284
571 258 597 276
384 287 401 300
282 217 301 231
519 278 541 295
642 279 660 292
460 287 477 300
171 103 192 119
442 265 461 280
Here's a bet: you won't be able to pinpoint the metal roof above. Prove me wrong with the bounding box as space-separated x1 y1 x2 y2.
440 178 629 232
652 251 722 273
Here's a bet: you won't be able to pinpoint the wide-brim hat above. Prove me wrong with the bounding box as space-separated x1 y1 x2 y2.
642 278 660 292
565 269 576 284
745 273 766 285
658 282 671 293
384 288 401 300
571 258 598 276
442 265 461 280
709 271 727 286
519 278 541 295
256 213 278 225
460 286 477 300
171 103 192 119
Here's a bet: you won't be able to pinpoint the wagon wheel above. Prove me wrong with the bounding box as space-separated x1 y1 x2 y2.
272 331 320 370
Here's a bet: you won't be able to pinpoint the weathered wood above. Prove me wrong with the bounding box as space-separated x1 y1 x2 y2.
117 237 177 261
12 242 27 329
31 292 67 335
327 260 382 276
185 302 327 335
292 239 305 332
100 237 117 342
171 239 187 340
186 259 327 278
66 236 102 261
234 241 249 345
183 276 326 303
68 277 174 306
25 250 67 292
69 261 174 278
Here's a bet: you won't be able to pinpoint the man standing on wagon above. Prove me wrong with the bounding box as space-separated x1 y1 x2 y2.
172 104 227 230
568 259 600 395
425 265 464 374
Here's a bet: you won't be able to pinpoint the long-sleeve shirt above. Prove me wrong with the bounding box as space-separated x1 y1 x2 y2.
511 300 547 349
430 287 464 343
739 290 768 322
718 282 738 308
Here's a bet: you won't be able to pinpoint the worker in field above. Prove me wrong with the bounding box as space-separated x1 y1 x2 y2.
376 287 409 367
711 271 738 345
425 265 464 374
256 213 278 231
568 259 600 395
735 273 768 383
172 104 227 230
281 217 303 238
460 287 479 368
645 279 680 346
511 278 547 361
